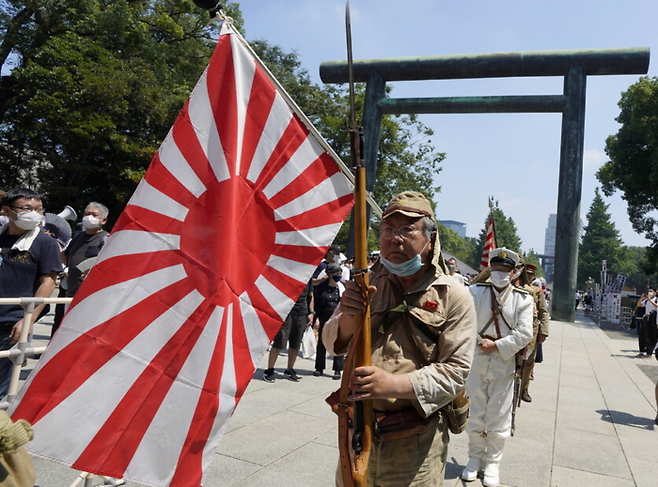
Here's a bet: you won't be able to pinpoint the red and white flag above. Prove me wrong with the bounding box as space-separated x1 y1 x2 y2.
479 211 495 271
10 22 353 486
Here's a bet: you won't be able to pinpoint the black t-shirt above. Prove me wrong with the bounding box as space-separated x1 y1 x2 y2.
64 230 109 297
0 229 63 324
289 281 312 316
314 279 343 323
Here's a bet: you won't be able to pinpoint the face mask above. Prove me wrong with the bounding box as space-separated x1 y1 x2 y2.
13 211 43 231
490 270 511 288
0 215 8 226
82 215 101 229
332 253 340 263
332 275 342 282
447 263 456 271
648 292 654 298
380 241 430 277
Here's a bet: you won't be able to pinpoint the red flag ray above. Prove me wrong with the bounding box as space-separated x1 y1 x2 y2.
9 22 354 486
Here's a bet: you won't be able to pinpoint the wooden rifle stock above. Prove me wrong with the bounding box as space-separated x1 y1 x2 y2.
336 167 373 487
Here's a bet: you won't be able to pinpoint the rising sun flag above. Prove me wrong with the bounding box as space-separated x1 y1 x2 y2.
479 199 496 272
9 21 354 487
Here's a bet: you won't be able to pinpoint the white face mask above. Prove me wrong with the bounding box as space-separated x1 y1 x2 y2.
490 270 511 288
648 292 654 298
82 215 101 229
13 211 43 231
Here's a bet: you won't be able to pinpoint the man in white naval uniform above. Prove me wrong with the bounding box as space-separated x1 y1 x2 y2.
461 248 533 487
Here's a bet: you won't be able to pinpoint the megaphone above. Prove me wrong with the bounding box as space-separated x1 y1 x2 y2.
57 205 77 222
44 213 72 249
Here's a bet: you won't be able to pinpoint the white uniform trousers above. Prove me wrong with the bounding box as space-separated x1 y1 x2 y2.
465 367 514 465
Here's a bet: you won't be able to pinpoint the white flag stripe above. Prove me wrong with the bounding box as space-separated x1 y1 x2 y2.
130 179 189 222
158 132 207 198
230 33 256 176
246 94 293 184
274 222 343 247
262 136 325 199
238 293 271 368
27 290 206 463
274 173 353 221
188 68 230 184
266 255 316 283
126 305 225 486
42 265 188 361
254 275 295 320
95 230 181 266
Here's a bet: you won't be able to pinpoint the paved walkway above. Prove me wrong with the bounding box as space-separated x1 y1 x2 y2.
23 310 658 486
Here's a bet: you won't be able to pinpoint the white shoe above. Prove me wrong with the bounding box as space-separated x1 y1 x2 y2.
482 463 499 487
460 458 481 482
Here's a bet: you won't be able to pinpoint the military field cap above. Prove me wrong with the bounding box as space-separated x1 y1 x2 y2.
326 263 342 274
489 248 519 268
382 191 435 220
525 263 537 273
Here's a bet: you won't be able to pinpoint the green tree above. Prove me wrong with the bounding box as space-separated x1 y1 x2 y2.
0 0 243 223
438 223 476 265
619 246 657 292
469 202 522 267
598 76 658 269
577 188 625 287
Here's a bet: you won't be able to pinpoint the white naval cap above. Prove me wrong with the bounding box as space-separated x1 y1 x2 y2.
489 248 520 268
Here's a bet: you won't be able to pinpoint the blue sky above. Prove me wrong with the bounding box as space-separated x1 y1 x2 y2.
237 0 658 253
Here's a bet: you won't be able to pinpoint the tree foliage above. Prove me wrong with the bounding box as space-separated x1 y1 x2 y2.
438 223 476 266
598 76 658 269
0 0 241 222
577 188 625 287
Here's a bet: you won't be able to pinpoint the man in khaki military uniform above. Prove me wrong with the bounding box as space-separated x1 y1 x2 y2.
323 191 476 486
518 263 548 402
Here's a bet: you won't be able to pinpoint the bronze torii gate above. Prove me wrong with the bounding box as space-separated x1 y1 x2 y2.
319 48 649 322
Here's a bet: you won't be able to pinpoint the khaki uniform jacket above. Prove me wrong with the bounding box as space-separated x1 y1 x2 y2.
323 238 476 419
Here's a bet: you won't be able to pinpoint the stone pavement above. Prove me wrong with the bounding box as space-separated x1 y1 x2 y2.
19 310 658 486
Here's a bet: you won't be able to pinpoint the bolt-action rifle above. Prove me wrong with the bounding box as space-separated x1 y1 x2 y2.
334 2 373 486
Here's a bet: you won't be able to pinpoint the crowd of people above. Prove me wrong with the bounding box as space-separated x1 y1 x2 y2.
0 187 109 399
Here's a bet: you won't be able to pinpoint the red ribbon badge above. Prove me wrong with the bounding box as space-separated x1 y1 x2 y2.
423 300 439 311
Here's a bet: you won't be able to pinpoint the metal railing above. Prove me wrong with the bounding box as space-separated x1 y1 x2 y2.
0 297 72 408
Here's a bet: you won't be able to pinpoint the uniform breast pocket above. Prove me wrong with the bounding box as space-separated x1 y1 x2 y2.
407 307 446 362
